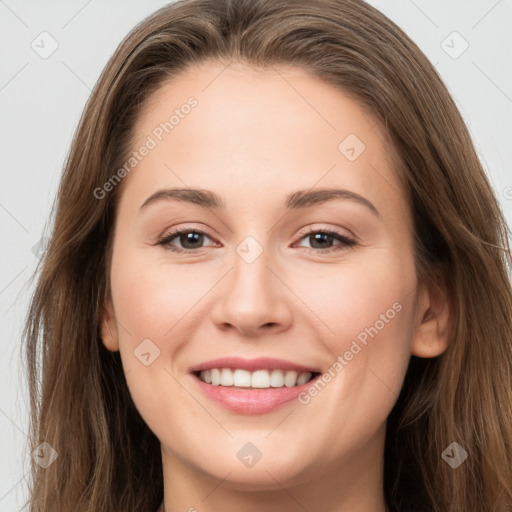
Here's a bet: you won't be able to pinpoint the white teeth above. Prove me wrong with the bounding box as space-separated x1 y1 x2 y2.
251 370 270 388
198 368 314 388
220 368 233 386
270 369 284 387
284 370 298 387
211 368 221 386
296 371 312 386
233 369 251 387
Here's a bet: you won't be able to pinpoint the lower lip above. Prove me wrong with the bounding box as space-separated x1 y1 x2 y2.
191 373 320 415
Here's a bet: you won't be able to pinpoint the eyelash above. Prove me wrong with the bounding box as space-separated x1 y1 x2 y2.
156 226 357 255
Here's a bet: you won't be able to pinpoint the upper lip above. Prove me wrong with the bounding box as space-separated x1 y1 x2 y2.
189 357 320 374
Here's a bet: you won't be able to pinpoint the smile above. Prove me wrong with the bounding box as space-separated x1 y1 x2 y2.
195 368 318 388
189 357 322 414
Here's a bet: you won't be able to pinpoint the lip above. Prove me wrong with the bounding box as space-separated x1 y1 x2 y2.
188 356 320 373
191 372 321 415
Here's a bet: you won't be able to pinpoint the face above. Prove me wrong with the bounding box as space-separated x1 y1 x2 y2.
102 61 441 492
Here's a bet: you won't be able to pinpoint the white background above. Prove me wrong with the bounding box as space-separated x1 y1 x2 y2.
1 1 511 510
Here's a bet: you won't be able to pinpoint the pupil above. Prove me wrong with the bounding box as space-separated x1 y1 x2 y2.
310 233 332 249
181 232 203 249
177 232 333 250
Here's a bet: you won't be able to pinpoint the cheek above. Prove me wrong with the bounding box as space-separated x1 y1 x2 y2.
297 249 417 393
109 250 209 432
110 249 213 341
310 254 414 338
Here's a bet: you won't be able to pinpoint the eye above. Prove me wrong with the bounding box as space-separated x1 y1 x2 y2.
294 227 357 254
156 226 357 255
157 227 217 253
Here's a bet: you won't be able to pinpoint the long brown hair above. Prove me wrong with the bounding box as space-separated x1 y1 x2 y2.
23 0 512 510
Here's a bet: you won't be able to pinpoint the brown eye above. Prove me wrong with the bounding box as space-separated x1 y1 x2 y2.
158 229 215 253
295 229 357 254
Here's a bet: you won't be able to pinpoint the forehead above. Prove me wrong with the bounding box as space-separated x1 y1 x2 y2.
136 60 381 153
119 60 408 222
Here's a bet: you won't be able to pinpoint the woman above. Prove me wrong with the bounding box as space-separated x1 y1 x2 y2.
23 0 512 510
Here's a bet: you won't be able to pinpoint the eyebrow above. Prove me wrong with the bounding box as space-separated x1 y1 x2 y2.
140 187 380 217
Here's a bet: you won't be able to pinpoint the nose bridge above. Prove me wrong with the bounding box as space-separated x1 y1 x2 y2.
213 231 292 334
231 234 276 311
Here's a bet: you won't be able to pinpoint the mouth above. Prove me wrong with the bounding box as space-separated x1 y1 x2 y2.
188 357 322 414
192 368 320 388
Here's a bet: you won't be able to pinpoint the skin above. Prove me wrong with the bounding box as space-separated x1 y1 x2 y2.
101 60 450 512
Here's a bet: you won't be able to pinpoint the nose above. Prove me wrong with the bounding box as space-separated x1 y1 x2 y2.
211 244 293 337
